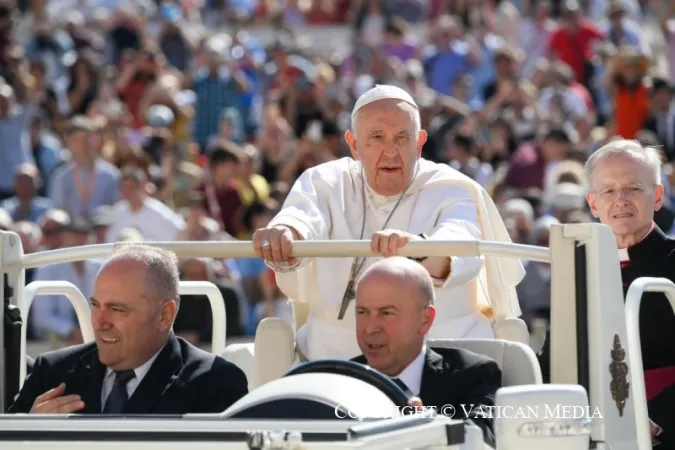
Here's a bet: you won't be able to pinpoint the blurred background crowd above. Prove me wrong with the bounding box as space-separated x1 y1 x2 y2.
1 0 674 351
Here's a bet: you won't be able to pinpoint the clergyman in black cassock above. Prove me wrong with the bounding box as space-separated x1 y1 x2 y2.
538 225 675 448
540 139 675 448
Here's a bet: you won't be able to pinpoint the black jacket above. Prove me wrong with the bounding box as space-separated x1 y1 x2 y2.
353 346 501 447
9 333 248 414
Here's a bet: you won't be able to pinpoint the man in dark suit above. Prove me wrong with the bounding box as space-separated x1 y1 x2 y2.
539 139 675 449
9 244 248 414
350 257 501 447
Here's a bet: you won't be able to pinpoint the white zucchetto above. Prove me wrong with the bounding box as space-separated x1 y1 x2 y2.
352 84 419 114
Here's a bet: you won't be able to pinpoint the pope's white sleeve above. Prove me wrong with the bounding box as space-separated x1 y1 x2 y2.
266 169 331 273
426 189 484 289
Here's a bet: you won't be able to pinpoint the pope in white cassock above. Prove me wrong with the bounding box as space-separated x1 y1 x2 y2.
253 84 525 362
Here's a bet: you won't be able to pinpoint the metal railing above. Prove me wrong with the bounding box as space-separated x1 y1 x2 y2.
624 278 675 450
13 240 550 270
19 281 95 386
177 281 227 355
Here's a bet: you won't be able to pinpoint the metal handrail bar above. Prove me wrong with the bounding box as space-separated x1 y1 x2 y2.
15 240 549 270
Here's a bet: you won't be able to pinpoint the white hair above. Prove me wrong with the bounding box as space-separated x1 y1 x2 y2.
584 139 664 189
350 100 421 139
100 244 180 306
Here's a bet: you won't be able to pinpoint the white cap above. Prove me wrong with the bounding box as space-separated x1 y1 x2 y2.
352 84 418 114
548 182 586 211
503 198 534 221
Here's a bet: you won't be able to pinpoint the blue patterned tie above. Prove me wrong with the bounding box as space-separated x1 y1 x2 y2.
103 370 135 414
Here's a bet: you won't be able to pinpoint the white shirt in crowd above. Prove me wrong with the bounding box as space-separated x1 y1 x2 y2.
518 17 555 77
105 197 185 243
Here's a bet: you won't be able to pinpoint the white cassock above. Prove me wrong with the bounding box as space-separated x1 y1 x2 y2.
267 157 525 361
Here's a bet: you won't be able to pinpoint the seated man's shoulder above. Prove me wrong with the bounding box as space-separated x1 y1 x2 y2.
34 342 98 370
430 346 500 373
177 338 248 383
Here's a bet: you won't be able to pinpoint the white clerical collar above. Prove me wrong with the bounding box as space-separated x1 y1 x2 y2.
618 248 629 262
104 345 163 384
390 343 426 397
363 178 400 206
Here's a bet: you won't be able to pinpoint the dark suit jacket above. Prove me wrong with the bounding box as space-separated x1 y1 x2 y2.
9 333 248 414
538 226 675 449
352 347 501 447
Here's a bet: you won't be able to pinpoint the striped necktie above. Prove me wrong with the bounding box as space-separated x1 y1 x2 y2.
103 370 135 414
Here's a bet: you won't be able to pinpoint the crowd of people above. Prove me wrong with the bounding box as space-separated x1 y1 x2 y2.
3 0 675 445
2 0 675 347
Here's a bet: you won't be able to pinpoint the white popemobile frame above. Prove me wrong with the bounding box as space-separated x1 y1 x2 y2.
0 223 671 450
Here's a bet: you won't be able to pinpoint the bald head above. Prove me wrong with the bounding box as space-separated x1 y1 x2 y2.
355 257 436 376
357 256 435 307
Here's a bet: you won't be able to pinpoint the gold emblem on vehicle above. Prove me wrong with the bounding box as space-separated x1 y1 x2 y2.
609 334 630 416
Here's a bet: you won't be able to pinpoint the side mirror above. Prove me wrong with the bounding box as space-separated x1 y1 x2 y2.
495 385 593 450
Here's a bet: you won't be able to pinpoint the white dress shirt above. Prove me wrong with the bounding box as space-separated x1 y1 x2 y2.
100 347 163 411
391 344 427 397
268 157 513 361
105 197 185 243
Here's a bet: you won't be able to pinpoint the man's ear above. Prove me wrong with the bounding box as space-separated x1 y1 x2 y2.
586 192 599 218
655 184 665 211
345 129 359 160
416 130 427 157
420 305 436 335
160 300 178 330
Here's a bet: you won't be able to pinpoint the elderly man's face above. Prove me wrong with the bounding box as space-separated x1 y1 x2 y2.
587 155 663 241
91 259 176 371
355 271 434 376
345 99 426 196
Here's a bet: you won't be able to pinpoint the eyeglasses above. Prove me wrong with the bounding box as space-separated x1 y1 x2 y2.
592 183 655 199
